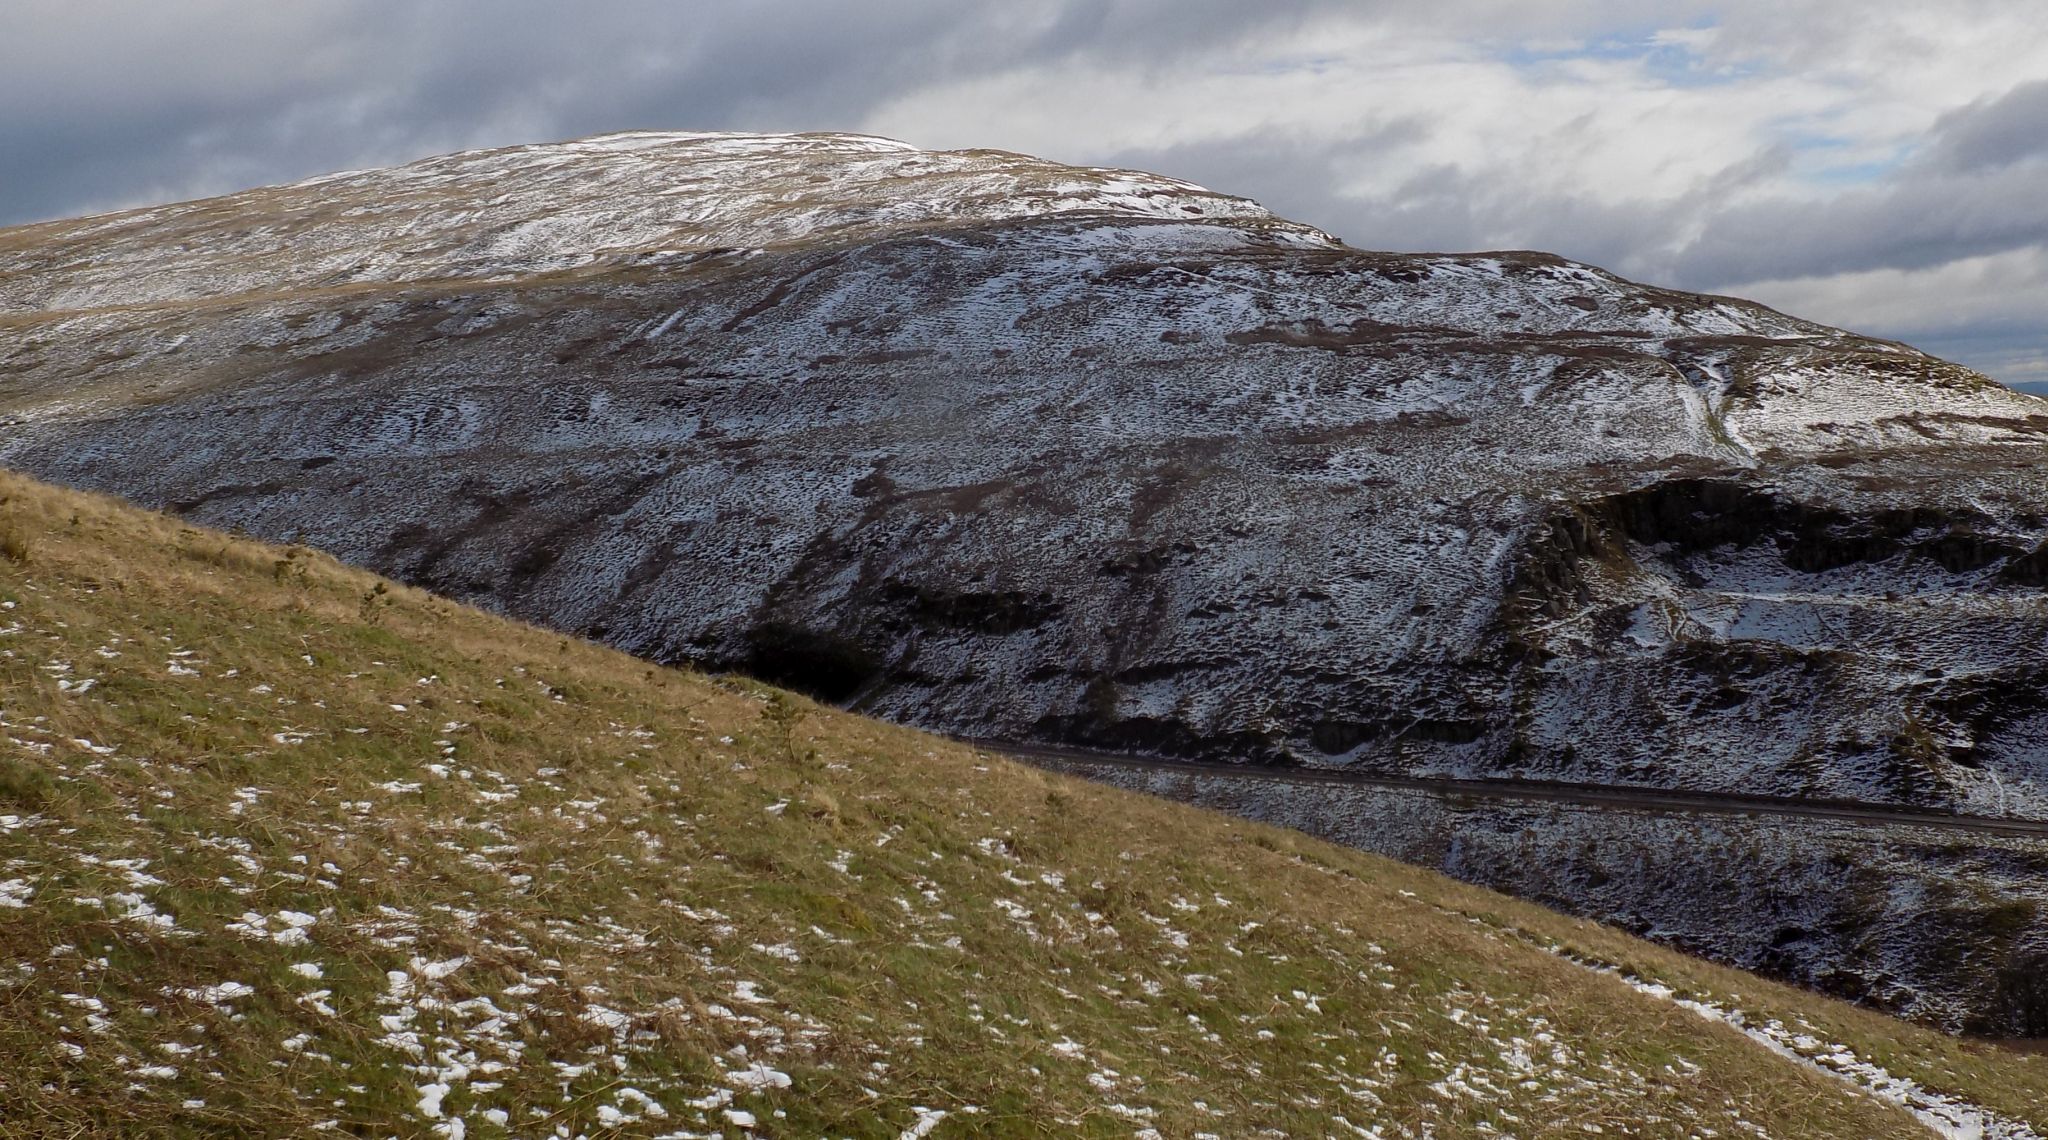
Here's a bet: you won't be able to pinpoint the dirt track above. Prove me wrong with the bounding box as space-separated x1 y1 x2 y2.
983 741 2048 840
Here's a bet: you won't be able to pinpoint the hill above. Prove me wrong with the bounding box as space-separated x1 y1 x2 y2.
2 131 2047 1033
5 469 2048 1136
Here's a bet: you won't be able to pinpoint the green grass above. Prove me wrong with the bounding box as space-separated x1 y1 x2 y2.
0 467 2041 1137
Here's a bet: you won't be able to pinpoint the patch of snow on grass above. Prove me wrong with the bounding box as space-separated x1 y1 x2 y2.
1578 959 2040 1140
723 1062 791 1091
898 1106 950 1139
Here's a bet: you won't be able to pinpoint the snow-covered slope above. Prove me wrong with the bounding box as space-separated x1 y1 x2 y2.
4 132 2046 1033
0 130 1320 313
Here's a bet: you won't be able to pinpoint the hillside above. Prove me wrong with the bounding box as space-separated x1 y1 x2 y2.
2 131 2047 1032
5 470 2048 1137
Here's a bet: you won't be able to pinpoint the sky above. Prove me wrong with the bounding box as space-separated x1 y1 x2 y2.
5 1 2047 390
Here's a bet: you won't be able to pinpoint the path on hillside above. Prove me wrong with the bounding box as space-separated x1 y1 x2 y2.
981 741 2048 840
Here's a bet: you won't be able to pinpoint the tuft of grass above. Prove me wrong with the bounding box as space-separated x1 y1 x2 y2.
0 519 29 564
0 754 57 809
0 465 2040 1138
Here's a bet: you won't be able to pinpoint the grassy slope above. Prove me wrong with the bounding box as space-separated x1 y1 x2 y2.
0 468 2041 1139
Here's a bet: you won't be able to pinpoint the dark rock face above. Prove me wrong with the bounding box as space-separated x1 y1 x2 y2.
4 131 2047 1031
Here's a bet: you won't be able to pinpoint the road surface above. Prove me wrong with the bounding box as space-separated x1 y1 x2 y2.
972 740 2048 840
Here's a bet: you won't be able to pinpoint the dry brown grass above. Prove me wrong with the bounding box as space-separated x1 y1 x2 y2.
0 516 28 564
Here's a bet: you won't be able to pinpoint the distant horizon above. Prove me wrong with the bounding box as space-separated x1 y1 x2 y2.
4 4 2045 388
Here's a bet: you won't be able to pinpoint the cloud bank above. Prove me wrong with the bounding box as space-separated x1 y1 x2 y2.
4 1 2044 386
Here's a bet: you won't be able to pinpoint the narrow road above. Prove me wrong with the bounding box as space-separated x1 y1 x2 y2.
974 740 2048 840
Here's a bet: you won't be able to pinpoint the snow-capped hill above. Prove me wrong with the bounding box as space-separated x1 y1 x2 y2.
0 130 1325 313
3 132 2046 1034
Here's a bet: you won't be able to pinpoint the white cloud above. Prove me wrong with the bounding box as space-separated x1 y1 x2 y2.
1733 248 2048 384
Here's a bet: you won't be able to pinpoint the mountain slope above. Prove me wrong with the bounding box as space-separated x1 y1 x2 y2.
3 132 2047 1032
5 469 2048 1137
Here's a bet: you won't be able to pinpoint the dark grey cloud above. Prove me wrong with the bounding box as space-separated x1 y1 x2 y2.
1671 81 2048 288
0 0 1357 225
1927 80 2048 174
2 1 992 222
1673 165 2048 286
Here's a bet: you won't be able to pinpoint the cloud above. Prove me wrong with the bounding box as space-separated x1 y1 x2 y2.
1670 78 2048 286
1734 248 2048 385
1 1 2044 387
1926 80 2048 174
0 1 1344 221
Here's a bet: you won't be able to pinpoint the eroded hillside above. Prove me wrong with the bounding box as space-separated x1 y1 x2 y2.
2 131 2046 1033
4 470 2047 1137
